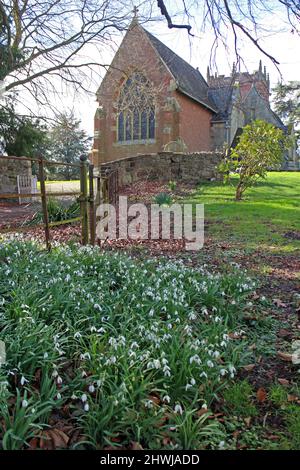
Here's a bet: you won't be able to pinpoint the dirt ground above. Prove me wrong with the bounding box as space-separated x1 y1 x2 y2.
0 201 37 229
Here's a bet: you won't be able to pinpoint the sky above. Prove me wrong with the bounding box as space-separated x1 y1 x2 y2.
13 1 300 136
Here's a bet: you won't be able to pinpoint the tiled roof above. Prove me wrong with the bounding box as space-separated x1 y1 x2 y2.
144 29 217 112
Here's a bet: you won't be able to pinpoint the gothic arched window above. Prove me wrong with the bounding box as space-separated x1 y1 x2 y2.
117 72 155 142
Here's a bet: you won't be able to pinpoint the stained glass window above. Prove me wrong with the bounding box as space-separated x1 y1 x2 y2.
117 72 155 142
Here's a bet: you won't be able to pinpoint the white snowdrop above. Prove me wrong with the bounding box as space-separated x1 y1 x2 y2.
81 394 88 403
20 376 28 386
174 404 183 415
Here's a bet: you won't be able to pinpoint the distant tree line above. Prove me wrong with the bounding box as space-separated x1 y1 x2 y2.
0 97 91 180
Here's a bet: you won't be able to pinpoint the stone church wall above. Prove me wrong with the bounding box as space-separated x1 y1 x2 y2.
100 151 223 187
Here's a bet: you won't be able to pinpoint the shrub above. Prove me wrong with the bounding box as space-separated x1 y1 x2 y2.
154 192 173 206
219 120 291 200
28 198 80 225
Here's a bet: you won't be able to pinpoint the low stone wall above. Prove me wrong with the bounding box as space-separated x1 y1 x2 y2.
0 156 32 195
100 151 223 187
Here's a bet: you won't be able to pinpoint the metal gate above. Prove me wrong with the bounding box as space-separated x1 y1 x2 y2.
17 175 38 204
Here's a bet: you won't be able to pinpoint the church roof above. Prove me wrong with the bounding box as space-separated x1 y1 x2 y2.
143 29 217 113
208 85 234 121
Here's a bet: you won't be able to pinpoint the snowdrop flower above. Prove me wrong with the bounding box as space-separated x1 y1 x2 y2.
144 400 154 409
188 312 197 321
81 370 87 378
220 368 228 376
81 394 87 403
190 354 201 365
80 352 91 360
74 331 82 339
71 394 77 400
219 441 225 449
207 360 214 368
56 393 62 400
153 359 161 369
20 376 28 386
57 376 63 385
202 403 208 409
200 371 208 379
163 395 170 404
84 403 89 412
105 355 117 365
88 385 95 393
22 399 28 408
43 352 49 359
174 404 183 415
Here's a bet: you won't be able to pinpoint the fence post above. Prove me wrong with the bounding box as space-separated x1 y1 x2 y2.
89 164 96 245
38 158 51 251
80 155 89 245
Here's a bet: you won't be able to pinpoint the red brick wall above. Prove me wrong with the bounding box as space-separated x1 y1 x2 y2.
93 23 174 165
93 23 213 165
176 92 212 151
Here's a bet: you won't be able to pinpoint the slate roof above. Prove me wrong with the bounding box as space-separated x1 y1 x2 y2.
144 29 217 113
208 86 234 121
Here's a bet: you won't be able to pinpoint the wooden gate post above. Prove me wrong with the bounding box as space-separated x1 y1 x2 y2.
89 164 96 245
38 158 51 251
80 155 89 245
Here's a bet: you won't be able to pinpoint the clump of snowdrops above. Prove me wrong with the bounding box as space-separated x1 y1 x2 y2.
0 238 256 449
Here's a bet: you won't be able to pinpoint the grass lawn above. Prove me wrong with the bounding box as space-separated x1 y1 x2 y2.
186 172 300 253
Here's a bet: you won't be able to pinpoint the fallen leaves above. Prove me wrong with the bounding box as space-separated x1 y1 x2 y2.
277 351 293 362
273 299 287 308
256 388 267 403
278 378 290 386
29 429 69 450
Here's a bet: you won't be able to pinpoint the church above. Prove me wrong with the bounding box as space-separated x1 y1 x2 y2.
92 14 293 167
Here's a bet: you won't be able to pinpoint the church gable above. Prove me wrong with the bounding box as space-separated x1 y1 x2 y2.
93 20 214 164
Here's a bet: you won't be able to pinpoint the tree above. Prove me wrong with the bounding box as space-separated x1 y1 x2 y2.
157 1 300 67
0 97 49 156
0 1 299 102
48 112 91 180
219 120 290 201
0 0 140 101
273 81 300 139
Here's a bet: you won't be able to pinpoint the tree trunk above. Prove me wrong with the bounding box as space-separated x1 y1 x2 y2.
235 182 244 201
